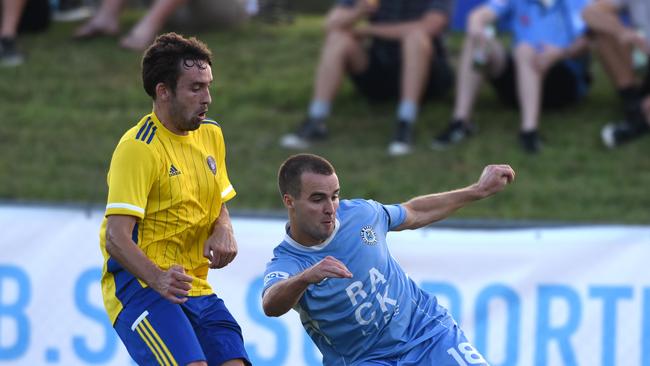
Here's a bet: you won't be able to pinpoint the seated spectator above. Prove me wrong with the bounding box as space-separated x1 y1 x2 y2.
74 0 248 51
279 0 454 156
583 0 650 148
1 0 27 66
432 0 591 154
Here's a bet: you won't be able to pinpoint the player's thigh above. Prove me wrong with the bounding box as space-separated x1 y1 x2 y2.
184 295 251 366
403 324 489 366
114 288 205 366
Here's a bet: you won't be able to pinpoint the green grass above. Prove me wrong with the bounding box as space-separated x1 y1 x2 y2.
1 13 649 223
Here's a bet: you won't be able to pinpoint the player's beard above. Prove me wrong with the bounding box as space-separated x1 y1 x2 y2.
169 97 202 132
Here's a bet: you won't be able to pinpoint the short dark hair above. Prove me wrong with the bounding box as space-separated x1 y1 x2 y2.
278 154 335 197
141 32 212 99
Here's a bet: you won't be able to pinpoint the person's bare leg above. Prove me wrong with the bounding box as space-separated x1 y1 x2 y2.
400 28 432 103
120 0 189 51
279 28 367 148
593 31 636 89
1 0 27 38
514 43 543 132
73 0 124 38
312 29 367 102
386 28 433 155
452 35 506 122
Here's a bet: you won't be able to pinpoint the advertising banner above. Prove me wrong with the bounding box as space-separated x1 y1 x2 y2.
1 205 649 365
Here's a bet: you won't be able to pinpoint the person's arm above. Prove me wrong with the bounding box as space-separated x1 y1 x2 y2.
563 35 590 59
467 5 498 42
394 164 515 231
359 10 448 40
534 35 590 73
262 256 352 317
203 203 238 269
105 214 193 304
325 1 377 32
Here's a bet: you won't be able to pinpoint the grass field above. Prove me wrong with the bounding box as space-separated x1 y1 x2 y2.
1 12 649 223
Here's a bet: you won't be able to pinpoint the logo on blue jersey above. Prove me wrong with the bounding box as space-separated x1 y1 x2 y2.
206 156 217 175
169 164 181 177
360 225 377 245
264 271 289 286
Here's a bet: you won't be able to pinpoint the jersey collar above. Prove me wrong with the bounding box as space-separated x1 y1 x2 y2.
283 219 341 251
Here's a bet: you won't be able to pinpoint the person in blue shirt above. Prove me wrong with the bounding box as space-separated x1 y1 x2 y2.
279 0 455 157
262 153 515 366
432 0 592 154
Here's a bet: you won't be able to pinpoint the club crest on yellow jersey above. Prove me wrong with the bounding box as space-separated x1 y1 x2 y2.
206 156 217 175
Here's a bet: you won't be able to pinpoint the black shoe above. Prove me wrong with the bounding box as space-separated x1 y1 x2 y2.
601 119 650 148
0 38 24 67
387 120 414 156
519 130 542 154
431 120 476 150
279 118 328 149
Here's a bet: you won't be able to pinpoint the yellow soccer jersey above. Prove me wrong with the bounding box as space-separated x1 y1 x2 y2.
99 112 236 323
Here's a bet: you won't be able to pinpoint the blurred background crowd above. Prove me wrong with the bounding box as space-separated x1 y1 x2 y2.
1 0 649 223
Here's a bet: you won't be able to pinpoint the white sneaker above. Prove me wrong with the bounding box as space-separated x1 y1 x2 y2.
601 123 616 149
280 133 310 149
387 141 412 156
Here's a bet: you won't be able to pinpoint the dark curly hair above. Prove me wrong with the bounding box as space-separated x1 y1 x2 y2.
141 32 212 99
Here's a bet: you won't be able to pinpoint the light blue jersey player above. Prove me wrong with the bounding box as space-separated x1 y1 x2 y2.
262 154 516 366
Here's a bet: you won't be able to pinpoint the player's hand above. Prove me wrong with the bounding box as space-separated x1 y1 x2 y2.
152 265 193 304
474 164 515 198
301 256 353 284
203 225 238 269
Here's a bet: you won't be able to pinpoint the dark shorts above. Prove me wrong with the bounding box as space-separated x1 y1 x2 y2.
641 63 650 96
349 38 454 102
113 287 251 366
490 53 590 109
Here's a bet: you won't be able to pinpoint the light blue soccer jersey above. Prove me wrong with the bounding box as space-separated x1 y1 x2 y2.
487 0 589 49
263 199 453 365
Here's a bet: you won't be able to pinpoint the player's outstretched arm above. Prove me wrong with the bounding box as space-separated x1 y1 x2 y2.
263 256 352 317
106 215 193 304
394 164 515 231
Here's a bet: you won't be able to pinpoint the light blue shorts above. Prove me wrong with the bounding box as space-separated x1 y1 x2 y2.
358 320 489 366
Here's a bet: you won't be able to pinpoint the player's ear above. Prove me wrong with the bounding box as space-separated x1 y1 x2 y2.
282 193 294 209
155 82 169 101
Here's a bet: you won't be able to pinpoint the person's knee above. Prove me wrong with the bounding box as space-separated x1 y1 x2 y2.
513 43 536 67
403 28 432 55
323 29 358 55
514 44 535 59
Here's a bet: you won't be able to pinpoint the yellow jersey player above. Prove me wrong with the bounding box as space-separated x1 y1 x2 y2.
99 32 250 366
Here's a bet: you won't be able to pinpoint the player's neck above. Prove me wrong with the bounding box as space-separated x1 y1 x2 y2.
153 104 188 136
